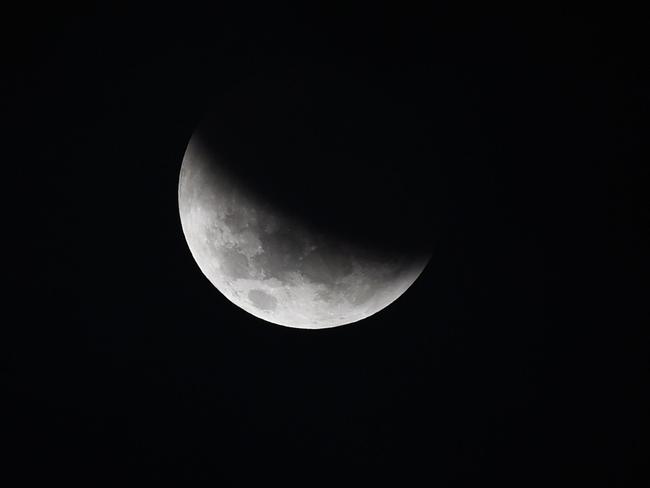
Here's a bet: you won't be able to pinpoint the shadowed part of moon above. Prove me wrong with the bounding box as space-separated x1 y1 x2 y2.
178 133 430 329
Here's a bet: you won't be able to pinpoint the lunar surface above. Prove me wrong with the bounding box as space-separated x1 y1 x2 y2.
178 134 430 329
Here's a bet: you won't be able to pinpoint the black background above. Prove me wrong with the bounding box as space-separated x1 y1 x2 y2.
5 2 648 485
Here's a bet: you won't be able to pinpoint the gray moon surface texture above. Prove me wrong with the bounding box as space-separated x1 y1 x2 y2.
178 134 430 329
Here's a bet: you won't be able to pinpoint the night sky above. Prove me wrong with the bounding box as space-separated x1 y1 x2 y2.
6 2 648 485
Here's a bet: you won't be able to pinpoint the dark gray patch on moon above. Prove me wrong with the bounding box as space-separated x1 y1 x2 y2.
350 283 377 306
300 246 354 286
250 227 311 280
248 289 278 311
219 247 252 279
224 211 252 235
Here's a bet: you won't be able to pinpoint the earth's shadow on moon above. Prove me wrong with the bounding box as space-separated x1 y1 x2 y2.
194 62 437 258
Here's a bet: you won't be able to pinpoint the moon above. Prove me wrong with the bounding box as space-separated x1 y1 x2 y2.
178 131 430 329
177 63 436 331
